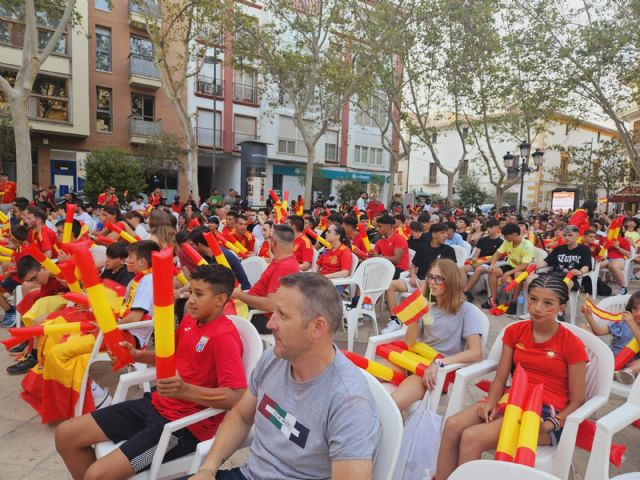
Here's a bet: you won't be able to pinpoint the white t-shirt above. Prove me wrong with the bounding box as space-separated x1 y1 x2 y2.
129 201 146 212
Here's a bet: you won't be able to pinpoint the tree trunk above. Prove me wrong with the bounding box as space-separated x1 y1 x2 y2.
10 97 33 198
303 146 316 205
446 173 455 203
386 153 399 207
495 185 504 210
189 142 198 202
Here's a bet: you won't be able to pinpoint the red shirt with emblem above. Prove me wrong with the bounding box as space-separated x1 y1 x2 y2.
502 321 588 411
151 314 247 441
293 234 314 265
316 244 353 275
0 180 16 203
27 226 59 257
97 192 118 206
374 231 409 271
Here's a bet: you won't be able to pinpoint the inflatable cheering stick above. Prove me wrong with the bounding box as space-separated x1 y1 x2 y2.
58 260 82 293
357 223 372 252
182 243 208 267
204 232 232 270
343 350 406 385
376 344 430 376
304 228 331 249
514 383 544 466
504 264 537 292
495 364 528 462
106 222 139 243
614 337 640 371
62 203 77 244
23 245 61 276
152 247 176 379
296 198 304 216
1 320 94 350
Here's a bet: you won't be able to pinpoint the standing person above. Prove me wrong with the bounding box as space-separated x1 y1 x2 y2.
366 193 385 219
97 186 118 207
208 189 223 206
223 189 236 206
356 191 368 212
0 172 17 214
313 224 353 279
435 275 588 479
372 214 409 279
288 215 314 271
189 273 380 480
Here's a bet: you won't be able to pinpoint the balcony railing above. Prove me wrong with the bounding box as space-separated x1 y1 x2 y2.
325 144 340 163
196 127 223 148
129 116 161 137
27 95 69 122
233 82 257 104
197 26 224 45
196 75 224 97
129 53 160 79
129 0 161 17
234 131 258 147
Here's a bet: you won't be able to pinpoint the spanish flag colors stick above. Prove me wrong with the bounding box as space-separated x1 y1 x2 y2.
203 232 232 270
584 297 623 322
58 260 82 293
357 223 372 252
95 235 116 246
214 231 241 254
23 245 61 276
514 383 544 466
268 190 280 205
106 222 139 243
464 255 492 266
283 191 289 210
376 344 430 376
504 264 537 292
354 206 361 221
0 255 11 263
405 341 443 363
343 350 406 386
152 247 176 379
0 245 14 256
65 241 133 370
391 289 429 326
489 303 510 316
495 364 528 462
318 216 328 232
1 319 94 349
0 210 8 224
296 198 304 216
62 203 77 244
562 271 576 286
614 337 640 371
174 266 189 286
304 228 331 249
225 232 249 255
182 243 208 266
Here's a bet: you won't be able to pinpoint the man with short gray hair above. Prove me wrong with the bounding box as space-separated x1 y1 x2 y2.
190 272 381 480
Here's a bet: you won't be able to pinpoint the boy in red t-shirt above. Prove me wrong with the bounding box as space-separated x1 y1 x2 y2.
372 214 409 279
56 264 247 479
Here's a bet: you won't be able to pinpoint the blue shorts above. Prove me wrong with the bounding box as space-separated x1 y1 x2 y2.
541 404 563 446
0 276 19 294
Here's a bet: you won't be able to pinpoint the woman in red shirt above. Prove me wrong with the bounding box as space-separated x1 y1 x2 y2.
435 274 588 479
313 224 353 279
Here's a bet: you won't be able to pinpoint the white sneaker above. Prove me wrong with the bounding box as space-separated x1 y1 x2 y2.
91 380 112 409
381 318 402 334
614 368 636 385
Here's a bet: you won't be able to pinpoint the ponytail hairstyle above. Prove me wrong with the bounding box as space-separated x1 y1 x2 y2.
528 273 569 306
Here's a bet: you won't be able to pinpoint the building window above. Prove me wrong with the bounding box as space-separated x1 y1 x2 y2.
233 69 257 103
431 131 437 144
2 71 71 122
560 152 569 182
130 35 153 59
354 145 383 166
277 115 306 155
460 159 469 177
234 115 257 146
96 87 112 132
38 30 67 55
95 27 111 72
131 93 155 121
95 0 111 11
355 98 386 128
429 163 438 184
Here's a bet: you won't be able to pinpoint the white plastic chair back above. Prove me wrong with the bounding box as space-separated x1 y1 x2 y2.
450 459 562 480
461 240 472 256
452 245 467 267
583 257 601 301
350 252 359 277
14 285 23 327
361 370 403 480
408 248 416 265
534 247 548 264
240 256 268 287
312 248 320 267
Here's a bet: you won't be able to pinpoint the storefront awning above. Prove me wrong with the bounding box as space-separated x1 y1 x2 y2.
608 185 640 203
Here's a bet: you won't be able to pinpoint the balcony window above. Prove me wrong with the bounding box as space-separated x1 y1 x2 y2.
196 109 222 148
325 143 338 162
130 35 153 59
96 87 112 132
278 139 296 154
354 145 383 166
129 0 160 17
429 163 437 184
96 27 111 72
233 69 257 104
234 115 257 146
132 93 155 121
95 0 111 11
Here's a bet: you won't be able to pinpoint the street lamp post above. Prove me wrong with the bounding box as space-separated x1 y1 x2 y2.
503 140 544 214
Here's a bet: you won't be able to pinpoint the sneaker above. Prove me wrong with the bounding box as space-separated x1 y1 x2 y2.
92 381 112 409
614 368 636 385
1 308 16 327
6 354 37 375
506 302 517 315
481 297 497 310
8 341 29 354
381 317 402 334
464 291 474 302
620 287 628 295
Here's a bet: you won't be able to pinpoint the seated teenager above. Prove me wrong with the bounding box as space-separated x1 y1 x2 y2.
390 259 483 411
313 224 353 279
101 241 135 287
435 274 588 479
372 214 410 279
55 264 248 480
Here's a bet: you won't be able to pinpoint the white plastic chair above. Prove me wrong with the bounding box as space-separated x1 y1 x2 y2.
332 258 395 351
445 321 614 480
13 285 22 328
247 309 274 348
240 256 267 287
583 257 601 301
75 320 154 417
461 240 472 257
584 376 640 480
589 294 631 398
452 245 467 267
365 303 490 412
450 459 563 480
534 247 548 264
189 368 404 480
94 315 263 480
408 248 416 265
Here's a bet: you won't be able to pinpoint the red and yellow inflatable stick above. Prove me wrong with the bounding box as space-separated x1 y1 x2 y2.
296 198 304 216
224 232 249 255
23 245 61 276
496 364 528 462
214 231 241 255
464 256 492 266
406 341 443 363
65 241 133 370
106 222 139 244
282 191 289 210
0 255 11 263
376 344 430 376
354 206 361 222
268 190 281 205
95 235 116 246
203 232 232 270
357 223 372 252
152 247 176 379
58 260 82 293
1 320 94 350
584 297 623 322
173 265 188 286
0 245 14 256
562 271 576 286
351 244 367 260
62 203 77 244
614 337 640 371
343 350 406 385
182 243 208 267
318 216 328 232
304 228 331 249
576 419 627 467
504 264 537 292
514 383 544 466
0 210 9 224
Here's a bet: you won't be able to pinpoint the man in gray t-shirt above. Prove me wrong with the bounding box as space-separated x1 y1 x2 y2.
190 273 381 480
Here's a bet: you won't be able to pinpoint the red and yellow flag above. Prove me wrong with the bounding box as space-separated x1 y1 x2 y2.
585 297 623 322
391 289 429 325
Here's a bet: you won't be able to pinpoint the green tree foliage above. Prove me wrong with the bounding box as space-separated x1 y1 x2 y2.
455 175 487 208
138 133 186 193
84 147 147 204
337 181 365 206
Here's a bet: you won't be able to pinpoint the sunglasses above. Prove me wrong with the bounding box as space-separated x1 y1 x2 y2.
427 274 446 285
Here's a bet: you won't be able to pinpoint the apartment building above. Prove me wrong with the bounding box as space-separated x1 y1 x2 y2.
0 0 185 197
397 112 618 210
189 1 395 206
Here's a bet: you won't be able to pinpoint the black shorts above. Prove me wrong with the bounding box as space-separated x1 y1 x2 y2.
91 397 199 474
498 264 513 275
393 267 404 280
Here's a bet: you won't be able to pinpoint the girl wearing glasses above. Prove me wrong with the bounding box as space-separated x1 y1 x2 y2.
391 258 484 411
435 274 588 479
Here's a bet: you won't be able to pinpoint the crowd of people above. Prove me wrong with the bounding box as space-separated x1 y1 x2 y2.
0 179 638 479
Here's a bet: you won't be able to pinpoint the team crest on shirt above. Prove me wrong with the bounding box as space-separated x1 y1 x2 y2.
546 350 556 359
330 256 338 265
195 336 209 352
515 342 526 350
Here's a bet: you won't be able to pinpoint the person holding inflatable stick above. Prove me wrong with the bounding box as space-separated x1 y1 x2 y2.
582 290 640 385
435 274 588 480
388 259 483 412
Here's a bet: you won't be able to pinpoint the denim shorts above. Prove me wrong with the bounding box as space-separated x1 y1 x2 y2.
541 404 563 446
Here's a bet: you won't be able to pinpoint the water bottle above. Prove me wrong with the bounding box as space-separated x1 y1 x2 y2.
516 291 526 316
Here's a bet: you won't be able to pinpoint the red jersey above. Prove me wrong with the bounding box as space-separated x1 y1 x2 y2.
293 234 314 265
257 240 270 259
366 200 385 219
27 226 59 257
97 192 118 206
152 314 247 441
171 202 183 214
374 231 409 270
249 254 300 298
585 241 601 259
503 321 588 411
316 244 353 275
0 180 16 203
238 231 255 252
608 237 631 260
149 192 162 207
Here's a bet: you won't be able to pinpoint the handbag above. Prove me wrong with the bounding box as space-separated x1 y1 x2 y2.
393 405 443 480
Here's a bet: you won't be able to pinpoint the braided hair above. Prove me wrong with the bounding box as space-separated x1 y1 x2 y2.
528 273 569 306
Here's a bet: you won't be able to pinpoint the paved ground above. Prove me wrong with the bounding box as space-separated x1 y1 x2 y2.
0 292 639 479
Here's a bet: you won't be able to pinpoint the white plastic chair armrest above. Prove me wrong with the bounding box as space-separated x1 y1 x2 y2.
364 330 407 359
565 395 610 426
597 403 640 435
189 429 256 475
424 362 468 411
117 319 154 331
112 368 157 403
247 309 267 319
331 277 359 287
454 359 498 382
